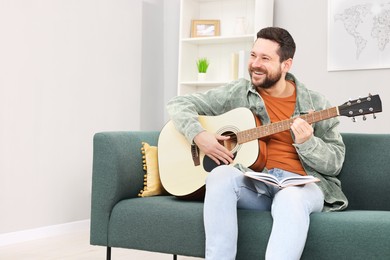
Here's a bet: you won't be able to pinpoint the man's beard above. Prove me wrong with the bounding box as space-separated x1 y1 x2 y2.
250 68 282 90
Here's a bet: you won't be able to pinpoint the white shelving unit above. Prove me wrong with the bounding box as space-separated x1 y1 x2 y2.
178 0 274 95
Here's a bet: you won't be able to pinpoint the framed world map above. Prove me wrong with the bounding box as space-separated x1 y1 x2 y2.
328 0 390 71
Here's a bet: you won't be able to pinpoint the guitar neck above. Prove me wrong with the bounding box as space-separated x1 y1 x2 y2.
237 107 339 144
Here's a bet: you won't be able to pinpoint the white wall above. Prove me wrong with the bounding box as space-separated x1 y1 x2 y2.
139 0 180 130
140 0 165 130
274 0 389 134
163 0 180 123
0 0 142 233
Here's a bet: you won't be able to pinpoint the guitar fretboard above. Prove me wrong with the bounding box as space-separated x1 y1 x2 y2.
236 107 339 144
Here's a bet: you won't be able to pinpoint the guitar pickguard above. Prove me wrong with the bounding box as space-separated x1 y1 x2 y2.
203 152 238 172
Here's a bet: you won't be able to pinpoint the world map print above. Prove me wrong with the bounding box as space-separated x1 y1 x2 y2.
328 0 390 71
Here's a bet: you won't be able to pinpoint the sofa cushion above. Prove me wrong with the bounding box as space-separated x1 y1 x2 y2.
107 196 274 258
339 133 390 211
107 196 390 259
303 210 390 259
108 196 206 257
138 142 167 197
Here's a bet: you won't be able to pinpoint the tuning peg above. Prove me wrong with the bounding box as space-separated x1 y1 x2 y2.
363 115 367 121
352 117 356 122
373 113 377 119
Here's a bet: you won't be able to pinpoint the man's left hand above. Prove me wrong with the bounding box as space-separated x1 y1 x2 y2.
290 118 313 144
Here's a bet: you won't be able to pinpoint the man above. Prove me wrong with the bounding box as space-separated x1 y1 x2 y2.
167 27 348 260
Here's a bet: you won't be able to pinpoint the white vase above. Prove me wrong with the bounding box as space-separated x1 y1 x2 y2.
234 17 247 35
197 73 206 81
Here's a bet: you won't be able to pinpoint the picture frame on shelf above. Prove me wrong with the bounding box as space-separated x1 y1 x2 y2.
191 20 220 37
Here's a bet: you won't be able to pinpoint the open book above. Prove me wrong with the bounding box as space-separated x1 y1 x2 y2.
244 172 320 189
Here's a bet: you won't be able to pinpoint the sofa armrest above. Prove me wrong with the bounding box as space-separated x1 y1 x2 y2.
90 131 160 246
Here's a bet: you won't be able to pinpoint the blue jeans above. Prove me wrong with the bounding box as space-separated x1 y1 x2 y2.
204 165 324 260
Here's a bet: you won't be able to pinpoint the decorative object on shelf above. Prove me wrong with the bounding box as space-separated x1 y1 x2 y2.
230 50 250 81
196 57 209 81
191 20 220 38
234 17 247 35
197 73 207 81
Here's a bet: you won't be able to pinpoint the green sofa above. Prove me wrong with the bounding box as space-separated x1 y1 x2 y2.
90 132 390 259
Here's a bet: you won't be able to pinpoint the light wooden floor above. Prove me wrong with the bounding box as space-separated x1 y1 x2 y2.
0 229 204 260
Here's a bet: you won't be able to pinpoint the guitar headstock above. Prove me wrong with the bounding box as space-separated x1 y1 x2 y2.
338 94 382 121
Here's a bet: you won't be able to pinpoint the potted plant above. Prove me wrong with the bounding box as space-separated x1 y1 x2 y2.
196 57 209 81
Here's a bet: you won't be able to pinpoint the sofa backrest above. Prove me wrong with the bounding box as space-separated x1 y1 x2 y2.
339 133 390 211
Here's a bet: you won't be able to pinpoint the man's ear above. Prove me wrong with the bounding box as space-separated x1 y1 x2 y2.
282 58 293 72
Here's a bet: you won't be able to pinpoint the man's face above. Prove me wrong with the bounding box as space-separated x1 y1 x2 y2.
248 38 284 89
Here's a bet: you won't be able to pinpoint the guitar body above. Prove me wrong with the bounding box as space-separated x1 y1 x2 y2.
158 107 265 199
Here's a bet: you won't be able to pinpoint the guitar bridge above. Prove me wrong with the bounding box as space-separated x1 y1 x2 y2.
191 144 200 166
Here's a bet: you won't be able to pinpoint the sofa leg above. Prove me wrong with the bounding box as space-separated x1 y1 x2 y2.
106 247 111 260
173 254 177 260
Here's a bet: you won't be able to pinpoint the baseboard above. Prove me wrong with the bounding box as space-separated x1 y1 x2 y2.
0 219 90 247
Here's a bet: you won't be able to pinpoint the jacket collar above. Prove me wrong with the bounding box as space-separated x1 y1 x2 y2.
286 73 315 116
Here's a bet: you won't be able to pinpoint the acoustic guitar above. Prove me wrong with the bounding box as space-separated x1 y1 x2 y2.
158 94 382 199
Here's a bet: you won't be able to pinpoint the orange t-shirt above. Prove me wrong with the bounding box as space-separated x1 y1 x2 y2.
260 84 306 175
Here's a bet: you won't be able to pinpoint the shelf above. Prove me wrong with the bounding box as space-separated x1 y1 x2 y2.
180 81 229 88
181 34 255 45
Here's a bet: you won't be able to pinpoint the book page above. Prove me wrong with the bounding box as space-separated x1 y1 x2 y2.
244 172 320 188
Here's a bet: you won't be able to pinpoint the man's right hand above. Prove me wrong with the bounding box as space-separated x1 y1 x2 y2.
193 131 234 166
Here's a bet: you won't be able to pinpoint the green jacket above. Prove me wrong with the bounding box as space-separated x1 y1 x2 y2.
167 73 348 211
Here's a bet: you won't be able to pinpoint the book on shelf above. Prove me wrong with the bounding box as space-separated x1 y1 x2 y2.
244 171 320 189
237 50 250 80
230 52 239 80
230 50 250 81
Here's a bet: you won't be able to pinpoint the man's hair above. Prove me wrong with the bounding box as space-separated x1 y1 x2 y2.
256 27 296 62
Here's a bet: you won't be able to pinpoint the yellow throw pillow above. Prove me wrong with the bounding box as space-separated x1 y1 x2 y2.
138 142 168 197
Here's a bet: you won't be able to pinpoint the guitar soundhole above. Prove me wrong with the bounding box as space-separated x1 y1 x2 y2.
219 131 238 152
203 131 238 172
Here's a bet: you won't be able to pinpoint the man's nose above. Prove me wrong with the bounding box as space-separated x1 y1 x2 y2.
251 58 263 67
